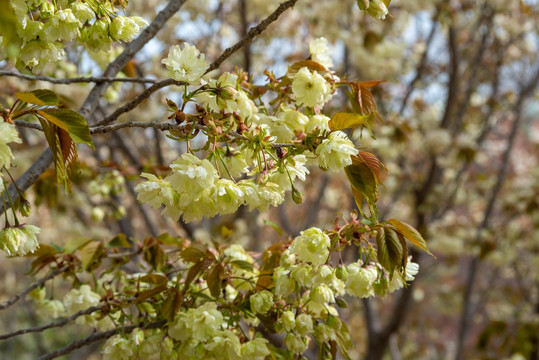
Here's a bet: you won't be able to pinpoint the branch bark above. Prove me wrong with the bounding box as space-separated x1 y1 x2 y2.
454 66 539 360
0 0 187 215
0 266 68 311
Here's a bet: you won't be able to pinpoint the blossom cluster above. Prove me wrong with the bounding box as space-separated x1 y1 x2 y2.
9 0 148 73
135 41 358 222
0 121 41 257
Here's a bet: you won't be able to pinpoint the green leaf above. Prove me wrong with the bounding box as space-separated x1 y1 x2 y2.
106 233 131 248
16 90 59 106
38 120 77 191
134 285 168 303
161 288 182 322
37 108 94 148
206 263 224 298
230 260 254 272
263 219 283 236
335 319 353 360
80 241 104 270
139 274 168 286
180 244 207 263
64 237 92 253
376 228 404 276
328 112 373 132
345 158 378 206
387 218 434 257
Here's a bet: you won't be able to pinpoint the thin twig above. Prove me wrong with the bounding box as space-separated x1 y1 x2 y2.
14 120 294 148
1 0 187 216
94 0 298 127
36 320 166 360
0 266 68 311
0 70 159 84
0 303 106 340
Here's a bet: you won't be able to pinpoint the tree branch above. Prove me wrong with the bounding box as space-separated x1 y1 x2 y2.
454 65 539 360
0 266 68 311
95 0 297 127
0 0 187 215
36 320 166 360
0 70 159 84
0 303 106 340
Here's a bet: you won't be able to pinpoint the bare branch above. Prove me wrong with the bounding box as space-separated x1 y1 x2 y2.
0 303 106 340
80 0 188 122
0 70 159 84
36 320 166 360
95 0 298 127
207 0 297 73
454 66 539 360
1 0 187 215
0 266 68 311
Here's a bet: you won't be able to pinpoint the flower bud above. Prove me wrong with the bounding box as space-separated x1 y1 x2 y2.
368 0 389 19
291 187 303 204
19 199 31 217
357 0 370 10
91 207 105 222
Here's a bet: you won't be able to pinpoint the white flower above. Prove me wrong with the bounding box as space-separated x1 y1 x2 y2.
212 179 244 214
0 122 21 169
70 2 95 23
295 313 314 335
196 73 239 112
168 154 219 194
306 114 331 133
63 284 101 315
41 9 81 42
162 43 209 84
137 329 164 360
0 225 40 257
168 302 224 342
135 173 177 210
285 333 309 353
289 227 331 266
309 37 334 69
316 131 358 172
102 335 134 360
308 285 335 313
292 67 332 108
110 16 147 42
250 290 274 314
204 329 242 359
345 262 378 298
82 19 111 53
241 338 270 360
39 300 65 319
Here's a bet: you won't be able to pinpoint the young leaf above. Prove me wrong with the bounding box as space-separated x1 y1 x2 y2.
161 288 182 322
37 108 94 148
376 227 404 276
387 218 434 257
16 90 59 106
206 263 225 298
139 274 169 286
80 241 104 270
345 157 378 206
180 244 207 263
329 112 373 132
64 237 92 253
